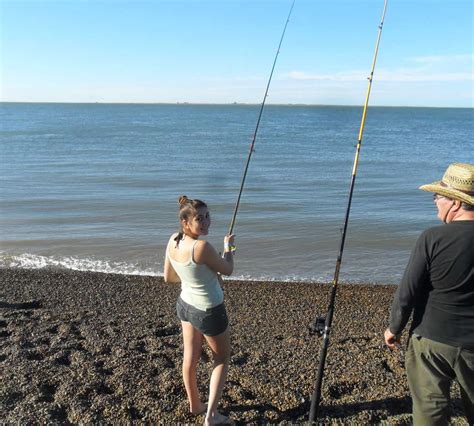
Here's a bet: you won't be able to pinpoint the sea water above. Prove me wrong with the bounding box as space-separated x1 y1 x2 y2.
1 103 472 283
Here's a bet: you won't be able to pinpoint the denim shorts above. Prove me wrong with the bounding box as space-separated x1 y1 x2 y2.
176 297 228 336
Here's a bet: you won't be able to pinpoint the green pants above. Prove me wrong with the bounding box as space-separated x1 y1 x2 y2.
406 335 474 425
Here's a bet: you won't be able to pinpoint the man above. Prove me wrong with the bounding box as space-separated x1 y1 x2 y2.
384 162 474 425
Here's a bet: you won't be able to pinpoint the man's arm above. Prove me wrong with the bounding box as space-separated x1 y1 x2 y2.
386 231 430 346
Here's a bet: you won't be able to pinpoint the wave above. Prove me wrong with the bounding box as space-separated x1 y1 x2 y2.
1 252 374 284
0 252 161 277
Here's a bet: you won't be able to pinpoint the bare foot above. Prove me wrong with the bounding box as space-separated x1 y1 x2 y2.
191 401 207 415
204 411 235 425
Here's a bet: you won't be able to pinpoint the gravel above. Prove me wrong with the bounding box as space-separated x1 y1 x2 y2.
0 268 468 424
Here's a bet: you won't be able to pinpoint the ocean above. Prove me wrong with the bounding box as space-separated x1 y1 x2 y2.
1 103 472 283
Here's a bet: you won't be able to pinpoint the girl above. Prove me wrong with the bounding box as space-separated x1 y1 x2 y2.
164 195 235 425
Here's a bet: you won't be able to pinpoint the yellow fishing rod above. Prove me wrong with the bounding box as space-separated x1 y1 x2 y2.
308 0 388 421
228 0 296 238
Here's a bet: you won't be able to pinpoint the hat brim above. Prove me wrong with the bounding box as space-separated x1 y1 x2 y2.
419 180 474 205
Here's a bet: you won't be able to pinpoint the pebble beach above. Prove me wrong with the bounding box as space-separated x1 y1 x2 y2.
0 268 468 424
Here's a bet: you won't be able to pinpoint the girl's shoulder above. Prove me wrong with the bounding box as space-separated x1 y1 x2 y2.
193 238 209 252
193 239 217 263
197 238 215 248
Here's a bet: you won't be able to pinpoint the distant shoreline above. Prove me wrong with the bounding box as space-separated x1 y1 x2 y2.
1 101 472 109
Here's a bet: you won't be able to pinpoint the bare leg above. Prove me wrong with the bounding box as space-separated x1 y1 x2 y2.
204 328 233 425
181 321 207 414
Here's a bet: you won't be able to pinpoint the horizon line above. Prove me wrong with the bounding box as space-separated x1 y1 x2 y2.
1 101 472 109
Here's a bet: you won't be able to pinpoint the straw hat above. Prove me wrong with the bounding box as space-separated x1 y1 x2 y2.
419 163 474 205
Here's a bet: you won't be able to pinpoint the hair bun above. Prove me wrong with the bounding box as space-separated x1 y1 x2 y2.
178 195 189 206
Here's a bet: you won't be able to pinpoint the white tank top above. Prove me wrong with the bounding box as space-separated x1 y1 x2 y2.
167 239 224 311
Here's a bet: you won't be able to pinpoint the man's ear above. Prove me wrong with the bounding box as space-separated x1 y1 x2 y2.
452 199 462 211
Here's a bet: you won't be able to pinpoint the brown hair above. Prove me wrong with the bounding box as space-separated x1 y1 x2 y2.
174 195 208 247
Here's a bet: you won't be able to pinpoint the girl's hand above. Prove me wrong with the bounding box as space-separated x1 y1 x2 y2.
224 234 236 254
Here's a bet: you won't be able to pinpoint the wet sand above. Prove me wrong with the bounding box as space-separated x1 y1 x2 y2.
0 268 468 424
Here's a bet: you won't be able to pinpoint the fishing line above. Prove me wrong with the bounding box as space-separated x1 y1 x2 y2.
227 0 296 238
308 0 389 422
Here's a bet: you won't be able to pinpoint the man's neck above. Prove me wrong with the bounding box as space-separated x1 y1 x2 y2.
452 210 474 221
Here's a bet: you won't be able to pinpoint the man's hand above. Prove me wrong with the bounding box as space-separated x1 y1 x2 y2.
384 328 401 350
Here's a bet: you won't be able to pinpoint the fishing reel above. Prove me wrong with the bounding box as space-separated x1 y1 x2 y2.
309 315 326 337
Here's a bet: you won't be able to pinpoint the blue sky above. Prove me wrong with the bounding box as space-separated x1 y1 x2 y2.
1 0 473 107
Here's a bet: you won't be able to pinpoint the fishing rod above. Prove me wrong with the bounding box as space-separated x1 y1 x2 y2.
308 0 388 422
227 0 296 236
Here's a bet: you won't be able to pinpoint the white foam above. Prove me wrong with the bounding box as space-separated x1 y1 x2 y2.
0 252 370 284
0 252 162 277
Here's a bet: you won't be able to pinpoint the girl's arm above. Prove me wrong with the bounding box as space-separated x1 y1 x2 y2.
217 273 224 286
194 236 235 276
